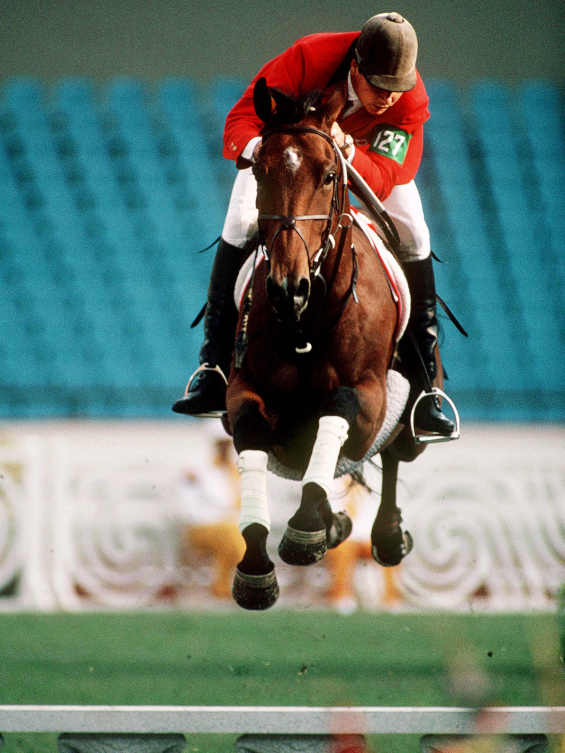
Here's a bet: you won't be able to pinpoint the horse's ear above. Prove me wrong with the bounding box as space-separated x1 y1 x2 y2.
253 77 276 124
322 81 348 127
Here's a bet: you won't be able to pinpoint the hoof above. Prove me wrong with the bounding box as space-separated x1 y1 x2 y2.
232 567 279 611
278 526 327 566
327 511 353 550
372 530 413 566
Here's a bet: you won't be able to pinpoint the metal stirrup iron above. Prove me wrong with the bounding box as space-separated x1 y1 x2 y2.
409 388 461 444
183 363 229 418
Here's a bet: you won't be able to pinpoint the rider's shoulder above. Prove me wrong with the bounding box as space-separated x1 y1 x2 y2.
287 31 360 55
398 71 429 114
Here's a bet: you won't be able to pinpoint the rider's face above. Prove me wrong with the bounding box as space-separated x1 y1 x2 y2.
350 61 404 115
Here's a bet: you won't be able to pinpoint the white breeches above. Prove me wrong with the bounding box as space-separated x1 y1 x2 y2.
222 167 431 261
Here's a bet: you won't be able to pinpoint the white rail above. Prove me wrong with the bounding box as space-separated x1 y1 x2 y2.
0 706 564 735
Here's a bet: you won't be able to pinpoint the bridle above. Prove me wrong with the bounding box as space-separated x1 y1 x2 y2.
234 124 356 361
256 125 353 280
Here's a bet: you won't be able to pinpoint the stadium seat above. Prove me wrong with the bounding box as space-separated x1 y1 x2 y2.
0 76 562 420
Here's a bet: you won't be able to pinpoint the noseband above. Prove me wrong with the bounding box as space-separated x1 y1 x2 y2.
257 126 352 278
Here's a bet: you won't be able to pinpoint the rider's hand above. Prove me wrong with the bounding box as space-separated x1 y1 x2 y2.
252 140 262 162
236 138 262 170
330 122 344 145
330 123 352 157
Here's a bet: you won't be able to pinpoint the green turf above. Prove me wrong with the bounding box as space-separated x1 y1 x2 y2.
0 610 564 752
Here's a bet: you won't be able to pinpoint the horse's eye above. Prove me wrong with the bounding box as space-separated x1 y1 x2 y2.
323 171 337 186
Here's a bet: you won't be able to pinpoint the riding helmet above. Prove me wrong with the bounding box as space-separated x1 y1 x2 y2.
355 12 418 92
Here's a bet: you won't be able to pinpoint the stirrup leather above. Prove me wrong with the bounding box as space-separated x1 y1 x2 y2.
183 363 229 419
409 387 461 444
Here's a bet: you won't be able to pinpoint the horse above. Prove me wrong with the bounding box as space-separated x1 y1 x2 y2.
221 77 446 610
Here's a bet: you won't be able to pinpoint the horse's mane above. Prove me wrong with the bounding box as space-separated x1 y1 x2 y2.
260 89 324 132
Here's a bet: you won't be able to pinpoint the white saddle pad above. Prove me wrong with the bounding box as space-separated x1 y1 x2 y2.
234 250 265 311
351 207 410 342
267 368 410 481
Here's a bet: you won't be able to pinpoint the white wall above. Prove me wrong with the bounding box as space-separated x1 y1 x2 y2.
0 420 563 612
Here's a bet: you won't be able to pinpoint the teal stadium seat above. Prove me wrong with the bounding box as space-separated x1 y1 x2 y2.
518 80 565 284
470 80 565 403
0 75 563 420
422 80 537 419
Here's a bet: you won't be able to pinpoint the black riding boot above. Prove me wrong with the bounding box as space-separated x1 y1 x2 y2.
403 256 455 436
172 239 247 417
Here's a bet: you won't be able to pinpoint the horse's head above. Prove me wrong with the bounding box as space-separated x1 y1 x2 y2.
252 78 348 324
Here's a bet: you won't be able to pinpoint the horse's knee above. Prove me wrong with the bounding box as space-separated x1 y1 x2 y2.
232 401 271 453
320 386 360 426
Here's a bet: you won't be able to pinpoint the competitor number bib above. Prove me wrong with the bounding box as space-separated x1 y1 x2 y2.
369 126 412 165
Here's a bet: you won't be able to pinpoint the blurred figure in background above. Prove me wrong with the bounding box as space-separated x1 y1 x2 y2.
325 475 402 613
178 435 244 600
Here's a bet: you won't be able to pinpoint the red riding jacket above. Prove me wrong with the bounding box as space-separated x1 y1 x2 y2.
223 31 430 201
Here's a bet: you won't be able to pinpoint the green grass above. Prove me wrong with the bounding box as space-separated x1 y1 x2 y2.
0 611 564 752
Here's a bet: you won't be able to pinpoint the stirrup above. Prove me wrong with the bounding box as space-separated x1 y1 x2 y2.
409 387 460 444
183 363 229 419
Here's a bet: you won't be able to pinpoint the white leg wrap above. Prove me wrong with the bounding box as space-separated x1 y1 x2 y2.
237 449 270 533
301 416 350 498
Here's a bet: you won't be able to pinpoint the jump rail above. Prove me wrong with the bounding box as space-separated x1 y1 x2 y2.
0 705 564 734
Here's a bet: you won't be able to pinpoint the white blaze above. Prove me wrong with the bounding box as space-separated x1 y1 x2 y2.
285 147 302 174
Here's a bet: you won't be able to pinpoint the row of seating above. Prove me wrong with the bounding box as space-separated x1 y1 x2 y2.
422 79 564 419
0 76 563 420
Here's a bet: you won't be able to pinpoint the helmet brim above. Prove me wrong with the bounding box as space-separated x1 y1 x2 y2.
360 67 417 93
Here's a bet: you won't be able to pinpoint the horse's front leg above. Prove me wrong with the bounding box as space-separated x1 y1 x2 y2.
279 387 358 566
371 448 413 566
230 392 279 610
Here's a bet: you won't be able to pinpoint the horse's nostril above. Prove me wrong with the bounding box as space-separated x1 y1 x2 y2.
294 277 310 312
267 274 309 321
296 277 310 299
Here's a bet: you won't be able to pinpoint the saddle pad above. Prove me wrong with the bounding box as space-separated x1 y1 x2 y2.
234 249 265 311
351 207 410 342
267 368 411 481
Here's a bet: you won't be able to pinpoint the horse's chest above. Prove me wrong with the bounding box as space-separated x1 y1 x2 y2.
263 362 302 394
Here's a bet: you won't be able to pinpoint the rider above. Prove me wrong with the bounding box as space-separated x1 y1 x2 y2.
173 12 455 436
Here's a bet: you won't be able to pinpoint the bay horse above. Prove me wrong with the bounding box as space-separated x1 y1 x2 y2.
222 78 446 610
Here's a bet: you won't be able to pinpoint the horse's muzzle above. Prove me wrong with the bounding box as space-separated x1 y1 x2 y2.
266 275 310 322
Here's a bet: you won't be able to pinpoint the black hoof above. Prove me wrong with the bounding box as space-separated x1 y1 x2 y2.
327 511 353 549
372 530 413 567
232 567 279 610
278 526 327 566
